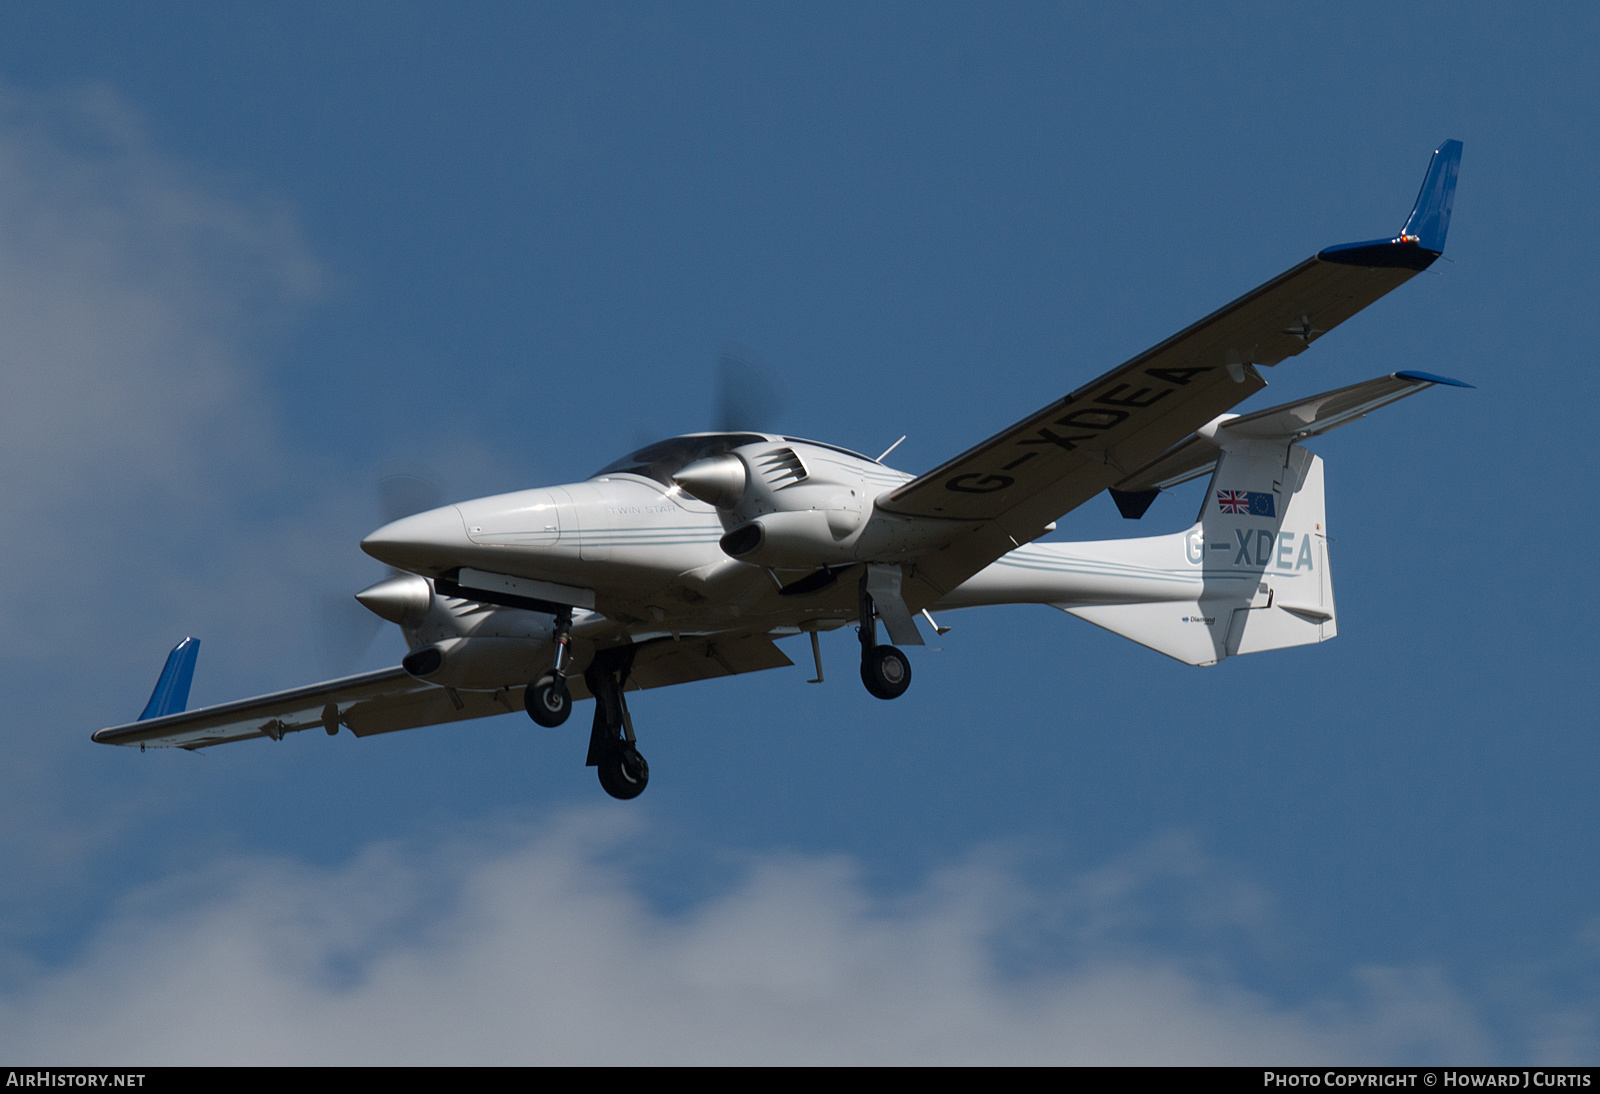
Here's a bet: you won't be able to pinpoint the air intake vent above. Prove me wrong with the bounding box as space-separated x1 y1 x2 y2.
756 448 808 490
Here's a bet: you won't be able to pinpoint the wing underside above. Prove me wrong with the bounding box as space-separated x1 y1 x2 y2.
95 632 793 750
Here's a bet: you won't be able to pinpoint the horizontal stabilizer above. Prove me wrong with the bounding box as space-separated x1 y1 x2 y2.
1223 370 1472 440
1109 371 1469 510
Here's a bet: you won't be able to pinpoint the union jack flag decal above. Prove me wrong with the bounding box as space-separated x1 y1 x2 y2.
1217 490 1276 517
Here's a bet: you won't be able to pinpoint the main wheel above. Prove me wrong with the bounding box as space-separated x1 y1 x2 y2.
596 744 649 800
860 644 912 700
526 675 572 727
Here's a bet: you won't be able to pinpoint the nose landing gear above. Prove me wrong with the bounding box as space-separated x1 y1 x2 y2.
526 675 572 726
526 609 574 727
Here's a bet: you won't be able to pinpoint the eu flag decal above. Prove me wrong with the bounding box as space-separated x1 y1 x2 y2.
1216 490 1276 517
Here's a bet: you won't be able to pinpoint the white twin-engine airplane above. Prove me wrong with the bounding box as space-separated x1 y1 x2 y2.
97 141 1467 799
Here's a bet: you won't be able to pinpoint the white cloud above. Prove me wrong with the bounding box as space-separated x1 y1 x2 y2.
0 816 1502 1065
0 85 395 914
0 85 327 665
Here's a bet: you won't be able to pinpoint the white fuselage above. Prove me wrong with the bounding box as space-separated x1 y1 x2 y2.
358 435 1267 688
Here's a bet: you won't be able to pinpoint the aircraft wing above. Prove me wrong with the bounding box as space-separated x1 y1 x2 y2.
880 140 1461 597
95 632 794 750
93 666 515 749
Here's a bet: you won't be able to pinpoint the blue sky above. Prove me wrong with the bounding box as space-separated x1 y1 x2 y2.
0 3 1596 1063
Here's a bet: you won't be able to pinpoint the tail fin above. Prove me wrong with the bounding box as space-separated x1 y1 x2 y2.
1063 436 1334 665
955 371 1465 665
139 638 200 721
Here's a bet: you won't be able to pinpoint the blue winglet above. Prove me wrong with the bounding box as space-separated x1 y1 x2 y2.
138 638 200 721
1399 139 1463 253
1318 139 1463 270
1396 370 1475 389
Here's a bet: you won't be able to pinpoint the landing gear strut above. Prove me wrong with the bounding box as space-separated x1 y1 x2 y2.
526 609 574 727
585 646 649 800
858 574 911 700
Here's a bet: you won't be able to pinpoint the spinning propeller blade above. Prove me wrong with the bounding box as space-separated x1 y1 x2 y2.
318 592 383 676
714 344 786 433
319 470 447 676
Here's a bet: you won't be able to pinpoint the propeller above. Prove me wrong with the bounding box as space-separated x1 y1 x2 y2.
317 590 384 677
317 469 446 677
714 344 786 433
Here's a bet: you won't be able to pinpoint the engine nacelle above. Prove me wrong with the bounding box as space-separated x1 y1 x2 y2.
718 510 855 568
685 439 976 570
401 635 550 690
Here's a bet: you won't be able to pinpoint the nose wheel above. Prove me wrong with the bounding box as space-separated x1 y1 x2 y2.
527 608 576 727
525 674 572 726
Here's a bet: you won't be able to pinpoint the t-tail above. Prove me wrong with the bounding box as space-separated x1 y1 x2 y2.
938 372 1469 665
1066 430 1333 665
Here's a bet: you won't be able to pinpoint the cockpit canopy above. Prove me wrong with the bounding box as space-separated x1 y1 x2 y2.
591 433 768 487
593 433 876 487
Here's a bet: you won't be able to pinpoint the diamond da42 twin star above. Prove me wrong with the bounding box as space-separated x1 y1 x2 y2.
96 141 1467 800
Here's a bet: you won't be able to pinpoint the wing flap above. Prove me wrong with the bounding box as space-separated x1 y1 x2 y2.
343 683 528 737
628 632 793 690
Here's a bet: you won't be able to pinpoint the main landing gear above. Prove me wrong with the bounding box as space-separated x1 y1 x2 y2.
584 645 648 800
861 644 911 700
858 576 911 700
522 614 649 799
